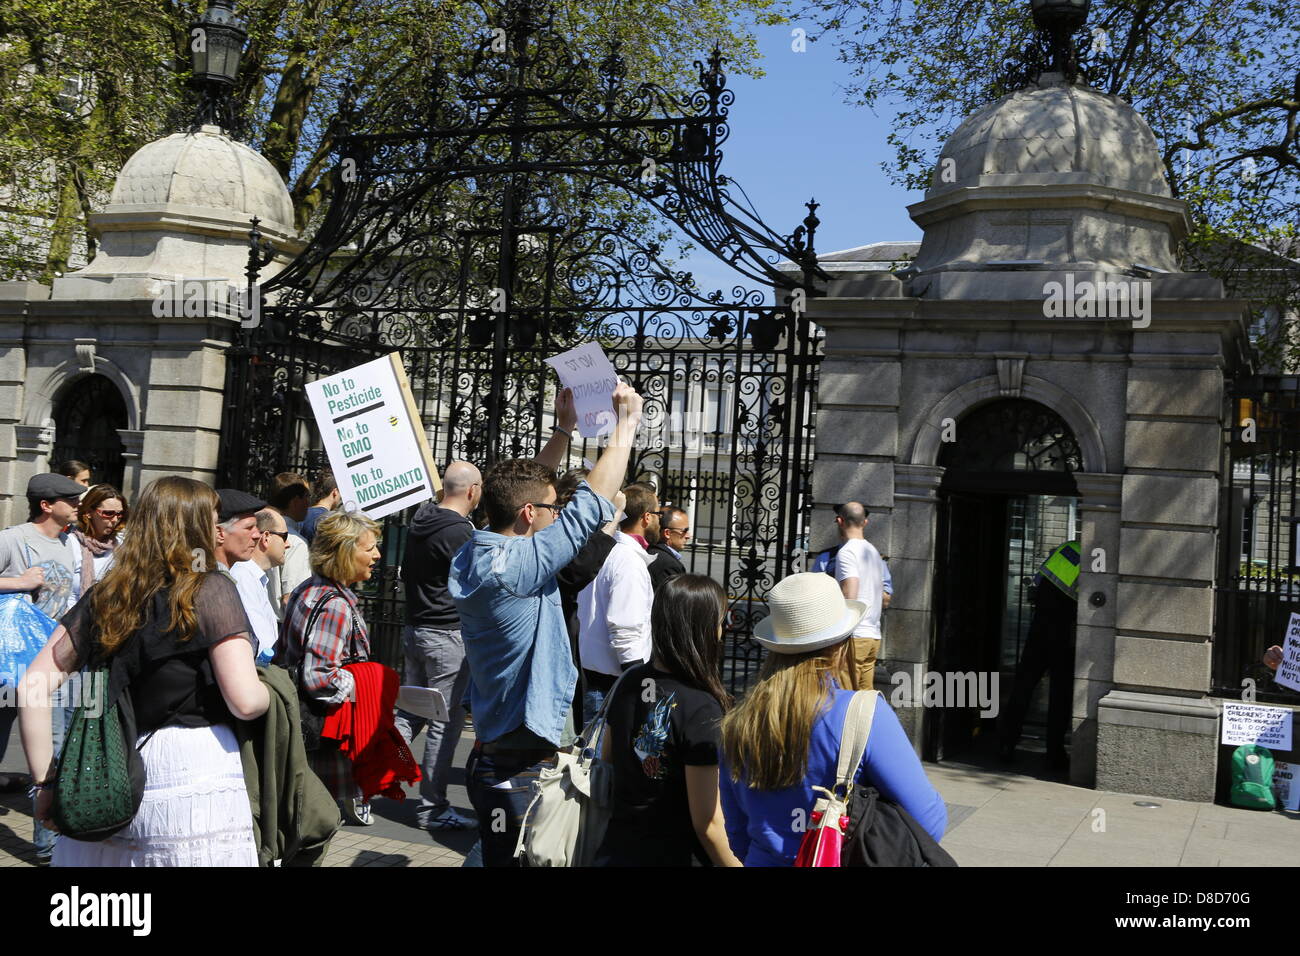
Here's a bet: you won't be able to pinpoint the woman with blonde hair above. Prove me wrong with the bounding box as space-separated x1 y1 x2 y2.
719 573 947 867
276 509 382 825
72 484 128 591
19 476 269 866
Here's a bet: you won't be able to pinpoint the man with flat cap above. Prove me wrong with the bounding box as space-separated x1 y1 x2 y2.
215 489 275 663
0 472 86 857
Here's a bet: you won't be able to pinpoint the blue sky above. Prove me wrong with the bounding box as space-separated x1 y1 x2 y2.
676 21 927 299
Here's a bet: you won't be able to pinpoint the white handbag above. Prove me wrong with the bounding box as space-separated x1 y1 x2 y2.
513 671 628 867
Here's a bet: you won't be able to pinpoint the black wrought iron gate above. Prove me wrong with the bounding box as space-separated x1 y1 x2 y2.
217 0 828 691
1214 375 1300 705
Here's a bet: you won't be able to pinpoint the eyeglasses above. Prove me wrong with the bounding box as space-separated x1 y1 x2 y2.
530 502 563 513
94 509 123 520
663 526 690 536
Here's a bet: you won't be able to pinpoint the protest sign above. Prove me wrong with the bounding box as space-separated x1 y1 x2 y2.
544 342 619 438
1274 761 1300 811
1276 612 1300 693
306 353 441 520
1221 701 1293 750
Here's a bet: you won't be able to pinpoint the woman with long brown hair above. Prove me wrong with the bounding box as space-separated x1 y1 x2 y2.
18 476 269 866
72 484 127 592
718 572 946 866
594 573 742 867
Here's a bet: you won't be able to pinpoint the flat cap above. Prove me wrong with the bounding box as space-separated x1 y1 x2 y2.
217 488 267 522
27 473 87 501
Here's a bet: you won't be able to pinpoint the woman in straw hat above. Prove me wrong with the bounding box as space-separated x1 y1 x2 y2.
719 572 946 866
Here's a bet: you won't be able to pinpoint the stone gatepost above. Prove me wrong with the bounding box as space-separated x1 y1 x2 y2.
1095 284 1248 801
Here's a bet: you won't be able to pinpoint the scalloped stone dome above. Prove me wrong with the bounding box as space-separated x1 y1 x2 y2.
907 73 1188 280
53 125 299 300
108 126 294 234
928 79 1171 199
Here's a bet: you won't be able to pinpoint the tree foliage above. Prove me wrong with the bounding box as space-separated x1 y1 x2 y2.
0 0 784 283
799 0 1299 355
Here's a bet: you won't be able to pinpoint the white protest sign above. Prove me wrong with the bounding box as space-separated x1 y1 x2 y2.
1274 761 1300 811
306 353 441 520
1221 701 1293 750
544 342 619 438
1276 613 1300 693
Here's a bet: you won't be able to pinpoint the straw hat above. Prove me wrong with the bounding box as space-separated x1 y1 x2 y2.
753 572 866 654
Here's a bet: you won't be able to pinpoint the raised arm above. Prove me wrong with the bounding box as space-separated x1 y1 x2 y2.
535 387 578 472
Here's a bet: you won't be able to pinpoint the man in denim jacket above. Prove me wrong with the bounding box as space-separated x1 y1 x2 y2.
450 383 643 866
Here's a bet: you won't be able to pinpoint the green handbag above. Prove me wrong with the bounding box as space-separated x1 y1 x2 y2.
52 668 195 842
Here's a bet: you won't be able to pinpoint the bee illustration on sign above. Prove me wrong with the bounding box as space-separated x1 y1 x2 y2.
389 415 399 428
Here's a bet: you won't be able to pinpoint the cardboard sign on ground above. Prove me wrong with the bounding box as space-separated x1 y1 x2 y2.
1221 701 1293 751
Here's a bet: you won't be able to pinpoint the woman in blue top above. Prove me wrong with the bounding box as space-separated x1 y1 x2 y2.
719 572 947 866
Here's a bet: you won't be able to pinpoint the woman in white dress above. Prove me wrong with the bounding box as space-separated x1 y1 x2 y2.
19 476 269 866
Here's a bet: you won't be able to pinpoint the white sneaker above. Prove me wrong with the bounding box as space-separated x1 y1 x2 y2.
344 799 374 826
426 807 476 831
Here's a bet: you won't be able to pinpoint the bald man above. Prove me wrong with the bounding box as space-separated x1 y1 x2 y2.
833 501 886 691
395 460 483 831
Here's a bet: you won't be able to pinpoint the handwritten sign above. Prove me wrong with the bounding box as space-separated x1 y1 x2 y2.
1222 701 1293 750
1276 613 1300 693
544 342 619 438
306 353 441 520
1274 761 1300 811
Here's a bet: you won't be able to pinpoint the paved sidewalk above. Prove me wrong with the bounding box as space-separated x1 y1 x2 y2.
4 719 1297 866
931 762 1300 866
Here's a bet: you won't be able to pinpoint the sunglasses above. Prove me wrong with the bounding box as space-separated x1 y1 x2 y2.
663 526 690 535
262 530 289 542
94 509 123 520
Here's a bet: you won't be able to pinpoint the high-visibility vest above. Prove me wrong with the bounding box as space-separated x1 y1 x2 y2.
1039 540 1080 600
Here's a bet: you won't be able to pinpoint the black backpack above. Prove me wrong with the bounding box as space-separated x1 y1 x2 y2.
842 784 958 867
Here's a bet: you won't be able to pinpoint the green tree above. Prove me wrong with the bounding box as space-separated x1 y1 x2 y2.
798 0 1298 353
0 0 785 282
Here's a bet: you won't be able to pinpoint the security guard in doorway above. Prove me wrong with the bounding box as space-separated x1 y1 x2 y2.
1000 539 1080 773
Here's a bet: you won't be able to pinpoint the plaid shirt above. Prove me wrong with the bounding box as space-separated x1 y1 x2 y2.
276 575 370 800
276 575 370 706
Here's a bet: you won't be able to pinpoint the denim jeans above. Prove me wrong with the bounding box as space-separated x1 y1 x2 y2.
465 744 557 868
393 626 471 825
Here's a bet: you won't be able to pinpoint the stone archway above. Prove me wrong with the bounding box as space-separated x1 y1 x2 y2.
909 373 1109 474
49 374 129 488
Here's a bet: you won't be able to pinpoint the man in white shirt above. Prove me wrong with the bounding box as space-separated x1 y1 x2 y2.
577 484 657 723
229 508 290 664
833 501 885 691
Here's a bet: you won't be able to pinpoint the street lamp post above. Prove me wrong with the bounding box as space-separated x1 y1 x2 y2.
1029 0 1090 82
188 0 248 132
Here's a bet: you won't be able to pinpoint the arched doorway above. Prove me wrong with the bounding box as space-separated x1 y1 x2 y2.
50 374 128 489
927 399 1082 771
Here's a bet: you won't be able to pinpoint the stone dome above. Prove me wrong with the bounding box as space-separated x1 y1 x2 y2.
906 73 1188 283
928 76 1171 199
52 125 299 300
107 125 295 236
